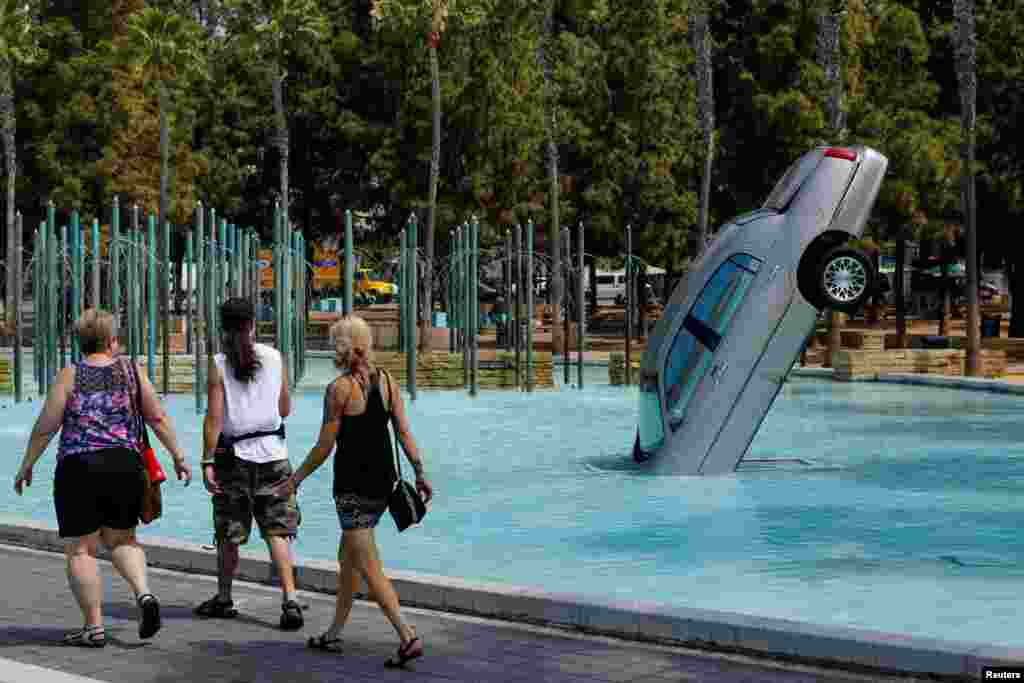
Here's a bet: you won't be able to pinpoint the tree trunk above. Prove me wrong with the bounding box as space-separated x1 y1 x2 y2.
692 11 713 256
895 235 907 345
425 41 440 349
159 82 170 393
271 64 289 242
538 1 561 353
0 64 15 330
954 0 978 375
817 6 845 368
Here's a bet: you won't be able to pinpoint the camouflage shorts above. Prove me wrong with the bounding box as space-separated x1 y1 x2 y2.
212 456 300 546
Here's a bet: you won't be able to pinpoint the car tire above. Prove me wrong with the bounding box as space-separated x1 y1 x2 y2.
814 246 874 314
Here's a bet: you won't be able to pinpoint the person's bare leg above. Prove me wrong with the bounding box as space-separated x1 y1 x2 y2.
266 536 296 599
351 529 415 645
218 542 240 602
101 527 150 599
65 533 104 628
321 534 362 640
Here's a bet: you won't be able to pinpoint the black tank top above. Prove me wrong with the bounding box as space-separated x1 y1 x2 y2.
332 370 398 499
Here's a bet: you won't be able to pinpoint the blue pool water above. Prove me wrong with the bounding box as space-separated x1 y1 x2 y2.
2 370 1022 647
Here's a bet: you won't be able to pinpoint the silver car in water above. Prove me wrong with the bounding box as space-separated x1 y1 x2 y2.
634 145 889 474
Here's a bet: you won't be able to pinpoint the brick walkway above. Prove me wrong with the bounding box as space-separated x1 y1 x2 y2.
0 545 937 683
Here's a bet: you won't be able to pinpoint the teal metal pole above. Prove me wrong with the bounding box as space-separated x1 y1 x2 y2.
399 229 406 352
473 217 481 396
111 197 120 323
194 203 205 410
273 201 281 349
448 231 454 354
188 231 200 413
344 209 353 315
70 212 80 363
526 218 534 392
33 225 43 394
13 212 23 402
47 205 57 390
59 223 67 370
162 219 171 394
92 218 100 308
128 206 137 362
407 214 417 401
577 220 585 390
219 218 227 342
147 214 157 384
462 223 469 387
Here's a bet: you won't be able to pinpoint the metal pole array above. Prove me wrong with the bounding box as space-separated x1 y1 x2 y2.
399 229 406 352
111 197 121 329
459 225 468 387
70 211 81 364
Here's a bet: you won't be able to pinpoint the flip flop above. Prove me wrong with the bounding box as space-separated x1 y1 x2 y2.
195 595 238 618
307 633 343 653
385 636 423 668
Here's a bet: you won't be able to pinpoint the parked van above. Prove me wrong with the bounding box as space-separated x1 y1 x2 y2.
595 271 627 303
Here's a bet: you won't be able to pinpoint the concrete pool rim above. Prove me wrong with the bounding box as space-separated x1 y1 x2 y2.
1 516 1018 680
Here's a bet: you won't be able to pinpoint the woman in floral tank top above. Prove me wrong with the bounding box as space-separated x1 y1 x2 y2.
13 309 191 648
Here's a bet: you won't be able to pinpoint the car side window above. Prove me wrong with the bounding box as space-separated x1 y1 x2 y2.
664 254 762 430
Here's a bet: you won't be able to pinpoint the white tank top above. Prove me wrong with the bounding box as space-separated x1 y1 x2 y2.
214 343 288 464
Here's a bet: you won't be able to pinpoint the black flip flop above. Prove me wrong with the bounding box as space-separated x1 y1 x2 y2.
307 634 343 653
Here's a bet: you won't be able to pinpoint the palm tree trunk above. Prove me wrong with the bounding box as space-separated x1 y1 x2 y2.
939 259 951 336
693 10 713 257
0 64 15 330
538 1 561 353
426 40 440 351
159 81 170 393
817 6 845 368
954 0 978 375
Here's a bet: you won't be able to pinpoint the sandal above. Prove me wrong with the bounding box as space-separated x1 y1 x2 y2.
280 599 304 631
137 593 161 639
63 625 106 648
194 595 238 619
385 636 423 668
307 633 343 653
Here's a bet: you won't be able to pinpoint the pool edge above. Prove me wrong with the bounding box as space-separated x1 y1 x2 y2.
2 516 1018 680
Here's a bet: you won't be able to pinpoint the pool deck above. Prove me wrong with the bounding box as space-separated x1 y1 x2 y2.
0 519 1019 682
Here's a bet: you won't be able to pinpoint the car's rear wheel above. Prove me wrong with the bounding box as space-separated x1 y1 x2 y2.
814 246 874 314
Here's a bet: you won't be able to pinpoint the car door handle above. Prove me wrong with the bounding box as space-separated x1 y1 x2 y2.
711 360 729 384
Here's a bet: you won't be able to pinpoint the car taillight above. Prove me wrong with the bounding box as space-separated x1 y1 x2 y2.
824 147 857 161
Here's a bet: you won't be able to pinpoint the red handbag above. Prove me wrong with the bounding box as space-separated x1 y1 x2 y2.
127 360 165 522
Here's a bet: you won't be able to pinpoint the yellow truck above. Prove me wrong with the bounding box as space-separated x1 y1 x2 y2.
354 268 398 303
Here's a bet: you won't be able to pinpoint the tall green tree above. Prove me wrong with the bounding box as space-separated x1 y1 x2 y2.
1 0 42 325
227 0 329 245
954 0 979 373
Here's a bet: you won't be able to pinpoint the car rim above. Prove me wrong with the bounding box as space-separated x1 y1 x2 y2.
823 256 868 304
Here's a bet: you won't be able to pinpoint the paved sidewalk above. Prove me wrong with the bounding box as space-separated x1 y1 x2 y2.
0 545 938 683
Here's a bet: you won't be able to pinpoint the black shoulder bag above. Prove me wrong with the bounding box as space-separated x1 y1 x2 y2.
381 369 427 532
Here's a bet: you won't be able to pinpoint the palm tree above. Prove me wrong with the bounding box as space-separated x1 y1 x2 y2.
536 0 562 352
121 6 207 391
691 4 714 257
816 1 846 367
0 0 40 330
954 0 979 375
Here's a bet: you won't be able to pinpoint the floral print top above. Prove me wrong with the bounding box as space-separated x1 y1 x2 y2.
57 359 141 460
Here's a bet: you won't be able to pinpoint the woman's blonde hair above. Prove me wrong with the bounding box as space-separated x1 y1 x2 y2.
329 315 373 370
75 308 118 355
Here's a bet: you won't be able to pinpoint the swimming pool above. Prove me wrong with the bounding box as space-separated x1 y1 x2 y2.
3 370 1022 647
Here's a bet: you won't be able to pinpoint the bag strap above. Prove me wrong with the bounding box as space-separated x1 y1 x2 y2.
222 422 286 447
380 368 405 483
124 358 149 449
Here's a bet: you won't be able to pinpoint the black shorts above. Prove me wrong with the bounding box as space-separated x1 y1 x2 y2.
54 448 142 538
